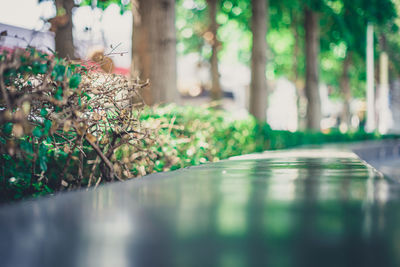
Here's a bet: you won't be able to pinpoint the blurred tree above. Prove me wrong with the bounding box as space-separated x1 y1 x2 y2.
42 0 76 59
267 0 397 130
176 0 206 56
75 0 399 117
176 0 251 102
320 0 397 128
290 4 306 129
268 0 306 128
131 0 178 105
304 3 321 130
330 1 365 128
249 0 268 121
206 0 222 101
79 0 178 105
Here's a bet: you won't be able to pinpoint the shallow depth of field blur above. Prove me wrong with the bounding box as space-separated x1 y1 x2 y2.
2 0 400 133
1 0 400 202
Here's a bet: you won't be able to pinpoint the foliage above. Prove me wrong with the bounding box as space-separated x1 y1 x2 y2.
143 104 396 157
176 0 400 100
45 0 400 99
0 48 155 201
0 47 260 202
0 47 399 203
79 0 131 14
140 104 260 169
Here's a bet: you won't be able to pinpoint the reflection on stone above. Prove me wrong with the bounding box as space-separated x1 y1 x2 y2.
1 148 400 267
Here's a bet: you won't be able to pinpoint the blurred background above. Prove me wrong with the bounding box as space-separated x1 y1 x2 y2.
1 0 399 133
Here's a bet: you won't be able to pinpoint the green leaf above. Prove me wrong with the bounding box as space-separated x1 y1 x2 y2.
69 73 81 89
39 159 47 172
33 127 43 138
44 185 53 193
32 61 40 74
39 64 48 74
44 119 52 134
20 140 33 154
55 87 63 100
83 92 91 100
39 52 47 59
39 143 47 155
66 67 72 78
115 149 123 161
2 154 11 161
40 108 48 117
39 143 48 172
3 122 13 135
52 64 66 81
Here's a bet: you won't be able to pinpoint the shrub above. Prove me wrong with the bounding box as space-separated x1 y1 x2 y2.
140 104 260 170
1 48 398 203
141 105 398 170
0 48 156 201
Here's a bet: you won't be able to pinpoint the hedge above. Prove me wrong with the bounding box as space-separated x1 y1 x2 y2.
0 48 397 203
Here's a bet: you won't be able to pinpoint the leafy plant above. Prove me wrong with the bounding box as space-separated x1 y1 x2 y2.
0 48 152 201
0 48 397 203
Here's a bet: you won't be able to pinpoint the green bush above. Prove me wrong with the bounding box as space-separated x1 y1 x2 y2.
1 48 398 203
0 48 86 200
141 105 397 167
0 48 158 201
140 104 260 170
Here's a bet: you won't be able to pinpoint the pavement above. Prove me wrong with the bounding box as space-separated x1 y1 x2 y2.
1 143 400 267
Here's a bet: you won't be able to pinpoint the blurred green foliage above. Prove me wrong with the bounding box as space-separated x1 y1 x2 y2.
142 104 396 160
77 0 400 99
176 0 399 98
4 0 400 202
2 93 395 203
140 104 259 167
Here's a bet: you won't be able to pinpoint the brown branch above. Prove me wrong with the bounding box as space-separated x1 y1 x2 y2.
87 156 100 188
85 134 122 182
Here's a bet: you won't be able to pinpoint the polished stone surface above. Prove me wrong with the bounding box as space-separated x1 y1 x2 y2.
353 140 400 181
1 147 400 267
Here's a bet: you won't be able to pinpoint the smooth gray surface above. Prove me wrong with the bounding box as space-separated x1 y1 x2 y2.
1 146 400 267
352 139 400 181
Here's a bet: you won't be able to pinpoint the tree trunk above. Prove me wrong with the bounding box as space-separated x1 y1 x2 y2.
304 8 321 130
54 0 75 59
340 52 352 128
131 0 178 105
207 0 222 101
249 0 268 121
291 9 300 83
291 8 305 130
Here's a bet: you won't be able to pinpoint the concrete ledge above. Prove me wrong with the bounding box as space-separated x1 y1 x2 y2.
1 141 400 267
351 139 400 181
